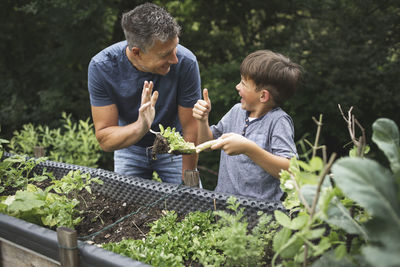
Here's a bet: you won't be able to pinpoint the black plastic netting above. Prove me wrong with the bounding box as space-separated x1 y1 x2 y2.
2 152 285 224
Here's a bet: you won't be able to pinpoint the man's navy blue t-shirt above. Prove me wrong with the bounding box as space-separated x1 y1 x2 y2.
88 41 201 147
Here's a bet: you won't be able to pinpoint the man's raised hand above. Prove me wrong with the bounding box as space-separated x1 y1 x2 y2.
138 81 158 131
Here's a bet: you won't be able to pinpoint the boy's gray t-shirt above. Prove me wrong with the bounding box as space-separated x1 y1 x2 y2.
210 103 297 201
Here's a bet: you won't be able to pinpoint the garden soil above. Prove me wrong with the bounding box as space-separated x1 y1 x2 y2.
1 180 168 245
75 189 166 244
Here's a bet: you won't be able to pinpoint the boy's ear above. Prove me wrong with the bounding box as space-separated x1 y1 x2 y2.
260 89 271 103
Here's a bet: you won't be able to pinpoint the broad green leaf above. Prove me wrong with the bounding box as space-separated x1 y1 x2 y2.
309 157 324 172
273 227 291 252
311 249 358 267
297 157 323 173
372 118 400 174
301 178 332 209
362 245 400 267
332 157 400 226
7 191 45 212
334 244 347 259
279 235 303 259
290 213 309 230
322 197 368 239
298 160 313 172
300 184 316 207
313 237 332 256
304 228 325 240
274 210 291 228
363 217 400 247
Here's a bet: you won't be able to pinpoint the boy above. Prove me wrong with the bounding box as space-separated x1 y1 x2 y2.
193 50 302 201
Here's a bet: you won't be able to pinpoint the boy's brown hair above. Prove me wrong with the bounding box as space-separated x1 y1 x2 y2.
240 50 302 106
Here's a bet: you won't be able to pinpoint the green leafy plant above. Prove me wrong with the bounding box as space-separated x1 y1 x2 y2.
9 112 101 167
0 153 51 193
201 196 277 267
0 132 54 193
1 170 103 229
104 210 216 266
158 124 196 154
330 118 400 267
273 110 400 267
0 184 81 228
104 196 278 267
47 169 103 199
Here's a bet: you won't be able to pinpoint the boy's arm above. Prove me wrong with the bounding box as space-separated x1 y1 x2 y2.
193 88 214 143
212 133 290 178
244 141 290 179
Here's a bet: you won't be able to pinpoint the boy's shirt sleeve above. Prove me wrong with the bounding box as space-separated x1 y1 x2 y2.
210 106 237 139
270 115 297 159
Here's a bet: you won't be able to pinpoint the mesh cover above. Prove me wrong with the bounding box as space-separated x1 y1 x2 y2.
3 153 285 224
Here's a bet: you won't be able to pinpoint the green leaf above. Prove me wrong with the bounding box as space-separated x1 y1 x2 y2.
279 235 304 259
362 245 400 267
273 227 291 252
300 184 317 207
274 210 291 228
7 191 45 212
311 249 358 267
313 237 332 256
332 157 400 226
363 217 400 248
334 244 347 260
309 157 324 172
289 213 309 230
322 197 368 239
372 118 400 174
305 228 325 240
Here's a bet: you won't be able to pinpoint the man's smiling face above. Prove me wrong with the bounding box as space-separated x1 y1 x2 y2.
137 37 179 75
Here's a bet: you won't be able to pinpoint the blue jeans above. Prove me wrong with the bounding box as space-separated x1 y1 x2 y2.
114 145 182 184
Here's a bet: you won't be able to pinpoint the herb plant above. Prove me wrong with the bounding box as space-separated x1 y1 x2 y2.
47 169 103 199
1 169 102 229
0 154 51 193
9 112 101 167
273 114 400 267
158 124 196 154
103 196 278 267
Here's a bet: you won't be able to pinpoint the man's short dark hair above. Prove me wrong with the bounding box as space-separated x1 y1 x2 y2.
121 3 181 52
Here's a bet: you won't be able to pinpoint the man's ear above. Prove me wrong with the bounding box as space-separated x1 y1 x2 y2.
131 46 141 58
260 89 270 103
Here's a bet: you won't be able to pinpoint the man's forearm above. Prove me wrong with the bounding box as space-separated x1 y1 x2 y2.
181 122 198 179
96 120 148 152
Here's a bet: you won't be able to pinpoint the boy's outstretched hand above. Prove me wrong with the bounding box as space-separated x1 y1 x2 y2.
193 88 211 122
211 133 253 155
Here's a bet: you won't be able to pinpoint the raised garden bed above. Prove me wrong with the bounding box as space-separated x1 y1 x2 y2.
0 152 284 266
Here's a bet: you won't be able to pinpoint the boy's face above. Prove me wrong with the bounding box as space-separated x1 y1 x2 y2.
236 76 262 114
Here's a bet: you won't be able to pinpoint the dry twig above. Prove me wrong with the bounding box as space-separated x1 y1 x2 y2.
338 104 366 157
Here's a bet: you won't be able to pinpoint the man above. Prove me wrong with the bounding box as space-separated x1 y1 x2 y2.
88 3 201 183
